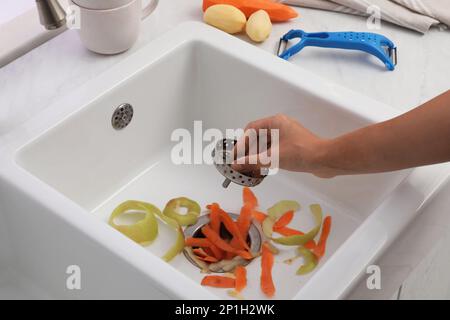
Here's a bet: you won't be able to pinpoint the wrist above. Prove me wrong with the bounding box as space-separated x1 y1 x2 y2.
309 138 341 178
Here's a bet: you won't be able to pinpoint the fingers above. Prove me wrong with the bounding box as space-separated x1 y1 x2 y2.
244 115 278 131
234 115 279 160
232 152 273 177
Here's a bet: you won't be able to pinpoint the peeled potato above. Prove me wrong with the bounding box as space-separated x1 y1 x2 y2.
204 4 247 34
246 10 272 42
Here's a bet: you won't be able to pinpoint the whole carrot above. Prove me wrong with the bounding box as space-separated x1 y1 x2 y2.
203 0 298 22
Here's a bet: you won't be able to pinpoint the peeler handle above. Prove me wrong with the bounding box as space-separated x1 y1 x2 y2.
279 30 397 71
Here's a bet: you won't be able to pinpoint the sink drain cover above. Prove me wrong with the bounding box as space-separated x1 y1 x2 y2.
112 103 133 130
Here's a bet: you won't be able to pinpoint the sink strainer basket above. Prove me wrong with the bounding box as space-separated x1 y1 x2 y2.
183 212 263 272
212 139 267 188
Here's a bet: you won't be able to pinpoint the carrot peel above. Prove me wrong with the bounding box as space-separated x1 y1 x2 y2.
235 266 247 292
201 275 236 288
252 211 267 223
202 225 253 260
260 242 275 297
273 210 294 229
216 206 250 251
243 187 258 208
311 216 332 259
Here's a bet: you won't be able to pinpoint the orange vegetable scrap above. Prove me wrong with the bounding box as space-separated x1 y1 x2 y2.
216 205 250 251
208 203 222 234
202 225 253 260
201 275 236 288
243 187 258 208
234 266 247 292
260 242 275 297
273 210 294 230
311 216 332 259
185 237 224 260
273 226 316 249
252 210 268 223
193 248 219 263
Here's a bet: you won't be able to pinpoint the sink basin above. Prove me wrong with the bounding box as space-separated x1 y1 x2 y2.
0 22 449 299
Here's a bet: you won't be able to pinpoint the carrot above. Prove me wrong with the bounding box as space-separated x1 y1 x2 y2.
193 248 208 257
185 237 213 248
311 216 332 259
252 210 267 223
273 210 294 230
236 204 253 239
209 245 225 260
216 205 250 251
273 225 302 236
185 237 224 260
197 255 219 263
225 251 236 260
260 242 275 297
201 275 236 288
208 203 222 234
243 187 258 208
235 266 247 292
203 246 216 257
203 0 298 22
202 225 253 260
273 227 316 249
193 248 219 262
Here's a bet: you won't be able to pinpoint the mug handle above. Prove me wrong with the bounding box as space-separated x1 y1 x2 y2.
142 0 159 20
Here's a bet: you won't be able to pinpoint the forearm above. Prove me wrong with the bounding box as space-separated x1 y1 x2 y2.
316 90 450 176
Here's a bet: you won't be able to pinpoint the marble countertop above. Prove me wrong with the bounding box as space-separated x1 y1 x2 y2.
1 0 449 299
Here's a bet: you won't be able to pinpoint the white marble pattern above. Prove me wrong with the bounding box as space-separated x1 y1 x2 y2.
0 0 450 299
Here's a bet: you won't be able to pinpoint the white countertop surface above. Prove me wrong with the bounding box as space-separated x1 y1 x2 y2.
1 0 450 299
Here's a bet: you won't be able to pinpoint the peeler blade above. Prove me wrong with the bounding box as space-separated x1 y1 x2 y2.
277 38 288 57
384 46 398 66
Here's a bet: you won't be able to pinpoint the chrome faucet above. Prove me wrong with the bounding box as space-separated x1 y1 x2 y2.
36 0 66 30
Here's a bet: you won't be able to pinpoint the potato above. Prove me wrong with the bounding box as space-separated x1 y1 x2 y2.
246 10 272 42
204 4 247 34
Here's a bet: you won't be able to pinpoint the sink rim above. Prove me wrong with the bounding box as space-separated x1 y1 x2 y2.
1 21 449 299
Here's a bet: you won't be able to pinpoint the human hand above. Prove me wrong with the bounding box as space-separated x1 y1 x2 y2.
232 114 335 178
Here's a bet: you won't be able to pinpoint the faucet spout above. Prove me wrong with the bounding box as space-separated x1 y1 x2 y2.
36 0 66 30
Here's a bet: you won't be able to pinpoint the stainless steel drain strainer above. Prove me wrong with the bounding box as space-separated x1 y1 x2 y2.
212 139 267 188
183 212 263 272
112 103 133 130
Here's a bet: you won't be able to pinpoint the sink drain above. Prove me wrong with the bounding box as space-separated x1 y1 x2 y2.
112 103 133 130
183 212 263 272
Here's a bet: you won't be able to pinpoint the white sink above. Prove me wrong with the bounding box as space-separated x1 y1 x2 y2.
0 22 449 299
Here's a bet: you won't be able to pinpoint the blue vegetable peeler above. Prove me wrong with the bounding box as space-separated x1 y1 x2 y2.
277 30 398 71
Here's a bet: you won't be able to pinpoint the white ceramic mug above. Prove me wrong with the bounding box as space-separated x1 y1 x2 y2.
70 0 159 54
